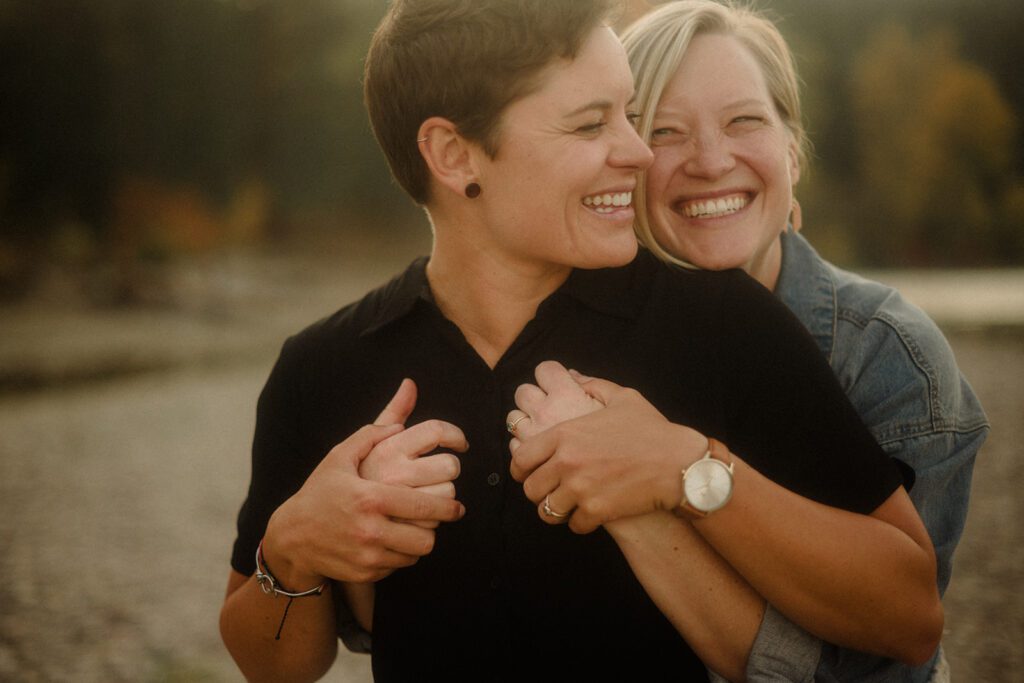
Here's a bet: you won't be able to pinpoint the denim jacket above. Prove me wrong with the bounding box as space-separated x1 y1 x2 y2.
742 231 989 682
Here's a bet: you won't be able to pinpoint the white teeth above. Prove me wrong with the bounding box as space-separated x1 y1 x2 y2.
583 191 633 213
682 194 748 219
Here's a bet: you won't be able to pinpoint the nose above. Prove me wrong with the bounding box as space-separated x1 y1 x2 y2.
610 117 654 171
683 129 734 179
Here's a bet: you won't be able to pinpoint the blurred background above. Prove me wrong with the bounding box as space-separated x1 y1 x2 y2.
0 0 1021 680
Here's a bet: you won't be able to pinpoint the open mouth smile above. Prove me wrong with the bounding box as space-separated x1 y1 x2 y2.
583 191 633 214
680 193 750 219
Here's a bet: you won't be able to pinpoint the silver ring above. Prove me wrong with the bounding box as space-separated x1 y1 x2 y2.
543 494 570 519
507 414 528 435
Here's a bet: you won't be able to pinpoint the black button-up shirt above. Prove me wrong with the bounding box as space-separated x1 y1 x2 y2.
233 250 901 681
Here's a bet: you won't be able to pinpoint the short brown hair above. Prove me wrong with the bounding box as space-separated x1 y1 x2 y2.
364 0 620 205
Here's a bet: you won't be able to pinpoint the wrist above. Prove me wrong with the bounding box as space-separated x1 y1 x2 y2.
263 509 326 591
676 437 734 519
256 539 326 598
658 425 710 510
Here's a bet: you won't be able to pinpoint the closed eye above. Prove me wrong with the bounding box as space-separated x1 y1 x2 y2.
650 127 687 145
575 120 607 135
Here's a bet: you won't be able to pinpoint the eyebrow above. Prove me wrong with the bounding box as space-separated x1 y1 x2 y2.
563 93 639 119
655 97 770 118
723 98 771 110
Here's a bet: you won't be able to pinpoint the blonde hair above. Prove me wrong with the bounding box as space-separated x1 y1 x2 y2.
621 0 806 267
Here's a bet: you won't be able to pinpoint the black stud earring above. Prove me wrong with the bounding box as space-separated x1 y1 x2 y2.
465 182 481 199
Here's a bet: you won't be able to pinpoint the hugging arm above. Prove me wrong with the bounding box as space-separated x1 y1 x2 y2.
510 358 941 679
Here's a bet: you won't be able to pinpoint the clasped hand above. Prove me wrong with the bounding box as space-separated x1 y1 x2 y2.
264 379 466 586
508 361 707 533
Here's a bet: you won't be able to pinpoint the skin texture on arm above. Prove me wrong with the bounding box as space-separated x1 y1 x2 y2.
606 512 765 681
508 361 942 667
220 382 466 682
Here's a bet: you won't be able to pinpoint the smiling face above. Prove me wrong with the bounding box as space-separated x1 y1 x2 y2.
645 32 800 288
473 26 654 274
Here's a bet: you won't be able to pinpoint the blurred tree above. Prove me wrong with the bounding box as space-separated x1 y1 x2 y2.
1 0 1022 302
0 0 114 293
851 23 1020 265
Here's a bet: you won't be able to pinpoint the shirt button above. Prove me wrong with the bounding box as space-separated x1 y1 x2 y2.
490 576 501 590
487 472 501 486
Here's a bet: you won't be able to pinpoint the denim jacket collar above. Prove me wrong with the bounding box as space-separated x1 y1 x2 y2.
775 229 838 365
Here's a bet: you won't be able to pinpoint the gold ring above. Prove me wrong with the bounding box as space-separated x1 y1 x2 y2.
506 414 529 434
543 494 570 519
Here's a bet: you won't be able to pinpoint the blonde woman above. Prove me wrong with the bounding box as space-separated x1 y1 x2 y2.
509 2 987 681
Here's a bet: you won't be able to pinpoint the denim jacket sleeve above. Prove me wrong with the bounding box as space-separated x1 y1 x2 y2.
744 427 985 682
743 231 990 682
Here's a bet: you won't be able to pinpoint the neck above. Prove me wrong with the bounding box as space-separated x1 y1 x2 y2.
426 224 570 369
748 235 784 292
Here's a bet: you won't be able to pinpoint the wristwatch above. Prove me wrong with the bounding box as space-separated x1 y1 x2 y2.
677 438 734 518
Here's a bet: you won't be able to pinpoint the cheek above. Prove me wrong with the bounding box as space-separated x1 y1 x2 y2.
644 156 678 211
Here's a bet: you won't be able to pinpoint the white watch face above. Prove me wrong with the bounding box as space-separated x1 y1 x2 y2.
683 457 733 513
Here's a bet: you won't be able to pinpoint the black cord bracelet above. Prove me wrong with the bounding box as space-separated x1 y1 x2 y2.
254 539 326 640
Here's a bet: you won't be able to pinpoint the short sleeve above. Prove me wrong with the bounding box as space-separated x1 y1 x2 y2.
713 272 904 513
230 336 309 576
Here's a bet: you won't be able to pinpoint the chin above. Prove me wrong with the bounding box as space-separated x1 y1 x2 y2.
580 238 639 270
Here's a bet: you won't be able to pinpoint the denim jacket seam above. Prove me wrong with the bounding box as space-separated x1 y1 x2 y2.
873 420 990 447
834 305 947 424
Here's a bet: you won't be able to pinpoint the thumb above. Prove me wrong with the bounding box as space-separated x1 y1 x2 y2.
375 378 417 426
328 423 404 470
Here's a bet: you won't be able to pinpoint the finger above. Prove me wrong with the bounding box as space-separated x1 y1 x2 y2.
393 453 460 488
513 383 547 413
375 518 443 557
398 480 456 530
379 419 469 461
567 368 594 383
374 378 418 426
509 428 557 482
505 409 531 438
378 483 465 523
568 513 600 535
404 519 440 530
519 458 561 504
573 376 624 406
535 360 585 397
328 423 405 468
416 482 455 500
509 437 521 455
537 491 573 526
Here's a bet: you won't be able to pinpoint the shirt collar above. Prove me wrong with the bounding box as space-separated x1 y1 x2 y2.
361 256 433 336
362 252 647 337
775 229 837 362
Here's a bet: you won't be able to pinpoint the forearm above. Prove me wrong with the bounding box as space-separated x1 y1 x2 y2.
695 458 942 664
220 570 339 683
341 582 375 633
606 512 763 682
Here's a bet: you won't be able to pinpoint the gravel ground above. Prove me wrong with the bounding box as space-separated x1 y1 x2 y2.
0 250 1020 682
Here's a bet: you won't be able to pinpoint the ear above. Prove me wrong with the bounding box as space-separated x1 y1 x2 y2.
417 117 482 199
787 138 801 187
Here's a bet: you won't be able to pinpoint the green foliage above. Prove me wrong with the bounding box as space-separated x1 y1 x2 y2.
768 0 1024 266
0 0 1022 295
